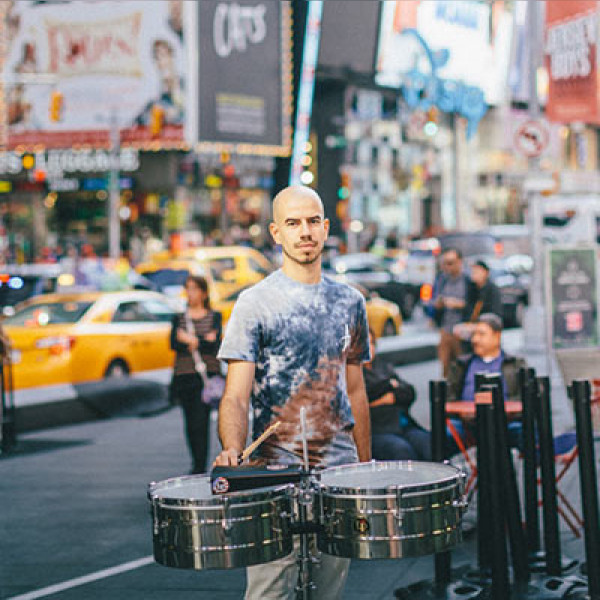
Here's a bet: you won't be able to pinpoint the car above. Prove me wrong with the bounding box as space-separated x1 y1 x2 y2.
3 290 182 391
219 281 402 338
484 257 530 328
325 253 420 320
146 246 274 299
0 265 61 315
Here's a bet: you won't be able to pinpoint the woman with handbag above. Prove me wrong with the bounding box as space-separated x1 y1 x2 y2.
170 275 223 474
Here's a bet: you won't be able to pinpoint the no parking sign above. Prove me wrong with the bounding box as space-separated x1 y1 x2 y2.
514 119 550 158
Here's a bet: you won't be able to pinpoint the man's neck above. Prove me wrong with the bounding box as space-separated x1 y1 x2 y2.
281 260 322 284
477 349 502 362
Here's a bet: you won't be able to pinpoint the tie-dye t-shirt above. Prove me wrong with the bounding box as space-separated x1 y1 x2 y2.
218 269 370 467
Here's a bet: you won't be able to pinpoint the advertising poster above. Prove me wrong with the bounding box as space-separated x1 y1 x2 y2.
545 0 600 123
188 0 292 156
1 0 186 149
547 247 599 349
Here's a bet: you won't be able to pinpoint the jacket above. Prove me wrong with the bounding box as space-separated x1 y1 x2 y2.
468 279 503 321
424 272 478 327
446 351 527 403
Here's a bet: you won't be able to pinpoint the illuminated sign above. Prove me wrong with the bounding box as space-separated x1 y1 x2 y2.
399 29 487 139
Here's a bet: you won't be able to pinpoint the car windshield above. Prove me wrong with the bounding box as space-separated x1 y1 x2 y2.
4 301 93 326
438 233 496 257
0 275 54 307
140 269 190 289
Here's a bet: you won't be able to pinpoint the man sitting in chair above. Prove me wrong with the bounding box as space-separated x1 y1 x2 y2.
446 313 527 450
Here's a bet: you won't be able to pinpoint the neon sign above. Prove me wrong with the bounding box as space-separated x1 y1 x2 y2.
400 29 487 139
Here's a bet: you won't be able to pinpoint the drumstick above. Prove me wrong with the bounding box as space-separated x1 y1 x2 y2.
238 421 281 464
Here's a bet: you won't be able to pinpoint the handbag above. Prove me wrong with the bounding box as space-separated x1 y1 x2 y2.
184 312 225 409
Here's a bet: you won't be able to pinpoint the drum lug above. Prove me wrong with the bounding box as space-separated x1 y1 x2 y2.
151 500 159 535
452 497 469 513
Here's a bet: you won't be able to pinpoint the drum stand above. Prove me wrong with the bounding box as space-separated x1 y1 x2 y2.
294 407 318 600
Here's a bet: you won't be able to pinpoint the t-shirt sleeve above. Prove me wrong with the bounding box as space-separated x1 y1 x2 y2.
217 292 261 362
347 294 371 364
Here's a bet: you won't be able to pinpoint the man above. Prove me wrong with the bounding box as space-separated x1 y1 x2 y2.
453 259 502 344
447 313 527 404
426 248 476 377
215 185 371 600
365 328 430 461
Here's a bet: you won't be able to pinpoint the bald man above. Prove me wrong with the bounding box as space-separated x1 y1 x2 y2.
215 185 371 600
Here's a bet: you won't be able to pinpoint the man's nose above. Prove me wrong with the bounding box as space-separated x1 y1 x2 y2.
299 221 311 236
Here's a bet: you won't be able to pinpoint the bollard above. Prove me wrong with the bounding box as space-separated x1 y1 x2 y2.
571 380 600 600
474 374 492 573
521 367 540 556
429 380 451 587
536 376 561 576
483 374 529 584
478 397 510 600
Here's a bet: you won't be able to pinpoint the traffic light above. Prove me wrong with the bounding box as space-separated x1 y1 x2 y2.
22 153 35 170
150 105 164 137
423 106 439 136
337 171 351 200
299 132 318 187
49 91 63 122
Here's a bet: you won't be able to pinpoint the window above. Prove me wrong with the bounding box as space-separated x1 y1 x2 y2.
112 302 150 323
141 300 175 322
5 301 92 326
248 258 270 277
209 258 236 281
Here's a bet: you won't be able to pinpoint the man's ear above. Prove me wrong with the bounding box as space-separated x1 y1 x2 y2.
269 221 280 244
323 217 330 239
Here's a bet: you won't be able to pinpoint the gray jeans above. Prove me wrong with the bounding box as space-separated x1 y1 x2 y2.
246 431 358 600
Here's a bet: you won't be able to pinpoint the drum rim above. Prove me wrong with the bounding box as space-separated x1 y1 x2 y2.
147 473 295 505
316 460 463 495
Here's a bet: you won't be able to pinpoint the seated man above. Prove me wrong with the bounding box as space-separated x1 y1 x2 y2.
446 313 527 450
364 329 431 461
447 313 526 403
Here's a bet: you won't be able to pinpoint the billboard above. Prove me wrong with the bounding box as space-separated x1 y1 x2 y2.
1 0 187 149
186 1 292 156
547 246 599 349
545 0 600 124
376 1 503 102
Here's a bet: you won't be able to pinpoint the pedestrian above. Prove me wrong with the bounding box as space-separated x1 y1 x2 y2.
365 328 431 461
170 274 222 475
214 185 371 600
425 248 476 377
453 259 502 349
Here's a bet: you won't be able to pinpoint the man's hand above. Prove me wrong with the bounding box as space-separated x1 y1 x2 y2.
213 448 241 467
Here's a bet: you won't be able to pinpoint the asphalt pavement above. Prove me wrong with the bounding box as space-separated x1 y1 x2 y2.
1 322 596 599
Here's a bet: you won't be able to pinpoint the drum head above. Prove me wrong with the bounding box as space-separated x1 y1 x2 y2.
148 474 292 506
318 461 462 494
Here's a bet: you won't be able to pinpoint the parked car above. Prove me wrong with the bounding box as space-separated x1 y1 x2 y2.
146 246 274 299
325 253 420 320
3 290 182 390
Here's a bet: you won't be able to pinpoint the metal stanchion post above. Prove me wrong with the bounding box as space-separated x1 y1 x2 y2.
474 374 492 575
536 376 561 576
479 399 510 599
430 380 452 587
521 368 541 559
571 380 600 600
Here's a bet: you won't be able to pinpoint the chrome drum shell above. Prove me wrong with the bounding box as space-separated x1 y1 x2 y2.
316 461 467 560
148 475 294 570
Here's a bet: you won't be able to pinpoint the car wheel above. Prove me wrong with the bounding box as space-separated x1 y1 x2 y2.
382 319 397 337
104 359 130 378
401 293 415 320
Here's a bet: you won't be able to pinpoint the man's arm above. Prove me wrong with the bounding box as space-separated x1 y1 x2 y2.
346 362 371 462
214 360 255 466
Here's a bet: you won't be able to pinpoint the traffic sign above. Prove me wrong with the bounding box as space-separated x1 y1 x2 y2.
514 119 550 158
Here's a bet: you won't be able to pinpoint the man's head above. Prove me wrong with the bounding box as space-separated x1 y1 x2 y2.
471 313 503 359
441 248 462 277
269 185 329 266
471 260 490 288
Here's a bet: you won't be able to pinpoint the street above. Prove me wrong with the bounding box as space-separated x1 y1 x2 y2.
1 343 591 600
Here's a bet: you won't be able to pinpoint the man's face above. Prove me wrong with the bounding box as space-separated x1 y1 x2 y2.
471 264 489 287
441 251 461 277
269 193 329 266
471 323 501 357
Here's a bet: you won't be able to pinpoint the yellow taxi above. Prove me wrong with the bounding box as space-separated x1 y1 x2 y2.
144 246 274 298
3 290 181 390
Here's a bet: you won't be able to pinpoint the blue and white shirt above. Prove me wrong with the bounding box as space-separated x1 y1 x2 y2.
218 269 370 467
